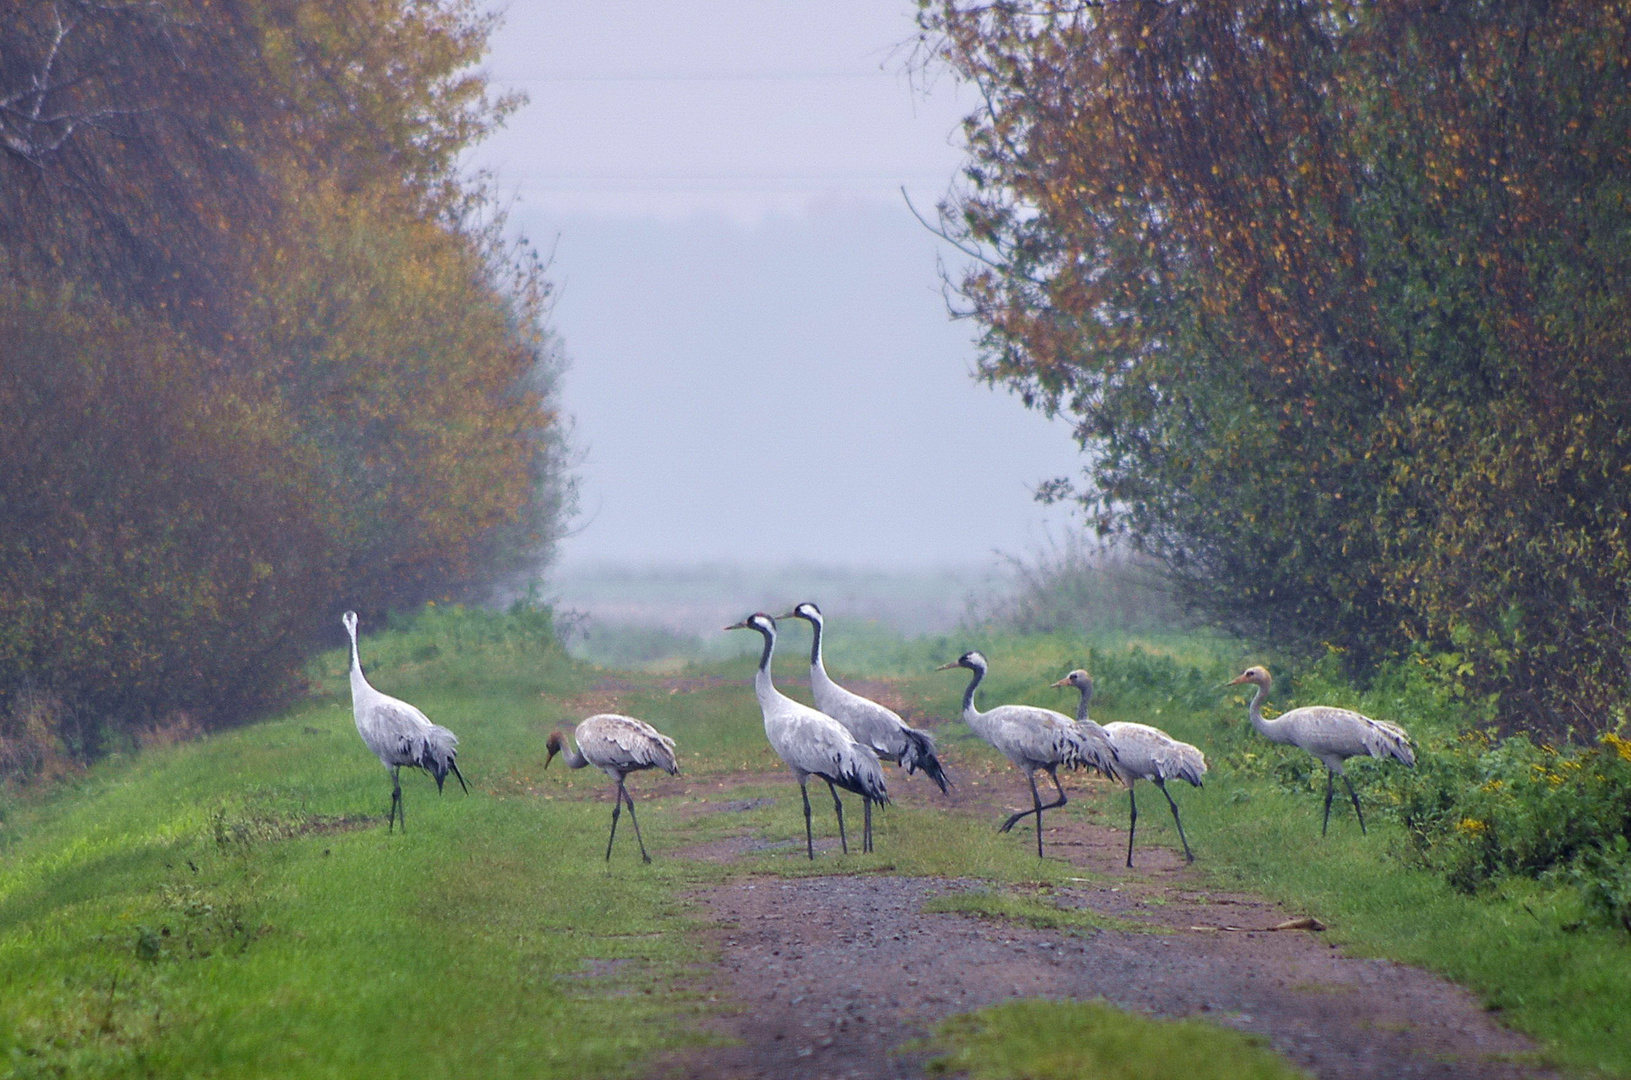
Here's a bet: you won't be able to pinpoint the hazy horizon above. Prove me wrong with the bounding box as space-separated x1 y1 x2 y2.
469 1 1087 571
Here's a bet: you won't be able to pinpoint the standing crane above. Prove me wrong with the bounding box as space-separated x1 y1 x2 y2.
777 602 950 793
1226 665 1415 835
726 613 889 858
1053 669 1206 867
937 651 1119 858
546 714 679 863
341 610 467 833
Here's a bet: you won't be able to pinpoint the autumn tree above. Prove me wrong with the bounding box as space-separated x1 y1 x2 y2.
920 0 1631 732
0 0 570 757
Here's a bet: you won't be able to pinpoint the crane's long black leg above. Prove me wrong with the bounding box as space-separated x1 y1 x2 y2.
620 781 652 863
1322 770 1336 837
1156 779 1194 862
606 783 624 862
1343 775 1368 835
863 798 873 854
1126 785 1138 868
389 766 403 833
824 779 849 854
799 776 815 860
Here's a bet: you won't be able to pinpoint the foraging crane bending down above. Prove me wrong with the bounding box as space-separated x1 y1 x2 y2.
342 610 467 833
1054 669 1206 867
546 714 679 863
937 651 1119 858
778 602 950 793
726 613 889 858
1226 665 1414 835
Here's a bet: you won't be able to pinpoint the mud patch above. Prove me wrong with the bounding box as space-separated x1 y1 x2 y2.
663 874 1555 1080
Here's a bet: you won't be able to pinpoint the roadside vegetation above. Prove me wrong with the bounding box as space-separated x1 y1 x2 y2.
0 0 573 768
4 604 1631 1076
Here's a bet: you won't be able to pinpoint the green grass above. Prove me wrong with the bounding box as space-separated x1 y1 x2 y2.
0 609 724 1079
871 627 1631 1078
5 607 1631 1077
923 998 1310 1079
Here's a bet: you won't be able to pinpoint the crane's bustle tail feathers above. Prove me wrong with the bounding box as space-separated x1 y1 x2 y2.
900 727 951 793
417 724 461 792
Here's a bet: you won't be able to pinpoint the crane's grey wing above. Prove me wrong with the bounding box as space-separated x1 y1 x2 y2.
1288 707 1416 766
1106 722 1207 786
777 706 889 803
816 681 906 755
994 705 1120 777
579 714 680 775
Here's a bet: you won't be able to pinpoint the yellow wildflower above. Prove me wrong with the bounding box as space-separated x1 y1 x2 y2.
1602 732 1631 764
1456 818 1488 835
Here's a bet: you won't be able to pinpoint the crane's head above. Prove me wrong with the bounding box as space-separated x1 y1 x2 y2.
724 613 776 635
544 730 565 768
1052 669 1093 692
774 601 822 623
341 610 359 637
1227 665 1272 689
936 650 987 673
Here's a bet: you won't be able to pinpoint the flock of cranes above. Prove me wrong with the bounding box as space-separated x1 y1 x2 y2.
341 606 1417 864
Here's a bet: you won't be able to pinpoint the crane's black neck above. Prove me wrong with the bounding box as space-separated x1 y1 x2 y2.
755 625 775 674
962 664 985 714
807 614 824 669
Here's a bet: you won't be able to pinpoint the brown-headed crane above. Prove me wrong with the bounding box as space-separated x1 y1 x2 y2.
1054 669 1205 867
546 714 679 863
1226 665 1414 835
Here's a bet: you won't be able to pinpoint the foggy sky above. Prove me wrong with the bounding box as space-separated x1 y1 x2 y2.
470 1 1082 569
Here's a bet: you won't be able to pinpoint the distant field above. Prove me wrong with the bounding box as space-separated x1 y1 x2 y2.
548 559 1007 669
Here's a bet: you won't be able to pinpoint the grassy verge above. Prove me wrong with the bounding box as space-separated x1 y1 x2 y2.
0 607 725 1079
923 998 1310 1079
866 626 1631 1078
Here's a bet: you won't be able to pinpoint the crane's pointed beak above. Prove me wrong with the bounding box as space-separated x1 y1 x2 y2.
724 620 748 631
772 611 797 621
1050 677 1072 688
1224 674 1249 687
935 661 960 671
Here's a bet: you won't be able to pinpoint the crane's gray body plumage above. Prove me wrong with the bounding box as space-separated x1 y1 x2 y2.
548 713 679 863
1058 669 1204 865
1229 665 1414 835
342 611 466 833
729 614 888 858
942 651 1117 857
784 603 949 793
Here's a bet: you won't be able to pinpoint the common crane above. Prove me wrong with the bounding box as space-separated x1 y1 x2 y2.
341 610 467 833
1054 669 1206 866
937 651 1118 857
1226 665 1414 835
726 613 889 858
777 601 950 793
546 714 679 863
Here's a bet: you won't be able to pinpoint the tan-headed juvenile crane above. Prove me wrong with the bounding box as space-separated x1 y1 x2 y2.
938 651 1119 858
727 613 889 857
1227 665 1415 835
342 610 467 832
1054 669 1205 867
778 602 950 794
546 714 679 863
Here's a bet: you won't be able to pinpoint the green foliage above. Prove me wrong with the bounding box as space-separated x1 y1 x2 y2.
920 0 1631 731
924 999 1309 1080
